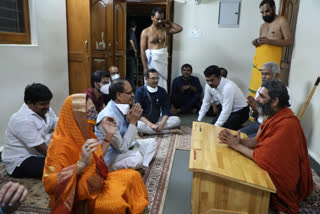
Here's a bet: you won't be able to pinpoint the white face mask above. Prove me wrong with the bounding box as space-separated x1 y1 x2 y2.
146 85 158 93
100 83 110 95
115 103 130 115
111 74 120 81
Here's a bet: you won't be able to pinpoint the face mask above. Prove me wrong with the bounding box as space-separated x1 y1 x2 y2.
100 83 110 94
111 74 120 81
115 103 130 115
146 85 158 93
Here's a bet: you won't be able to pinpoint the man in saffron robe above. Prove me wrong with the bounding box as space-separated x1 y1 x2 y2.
42 94 148 214
249 0 292 97
219 80 313 214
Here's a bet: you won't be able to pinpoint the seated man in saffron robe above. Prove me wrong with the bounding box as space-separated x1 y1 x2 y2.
218 80 313 214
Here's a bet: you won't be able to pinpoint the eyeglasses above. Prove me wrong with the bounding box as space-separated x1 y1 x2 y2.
148 77 160 81
122 90 133 95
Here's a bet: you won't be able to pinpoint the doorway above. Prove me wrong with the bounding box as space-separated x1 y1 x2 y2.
126 1 173 91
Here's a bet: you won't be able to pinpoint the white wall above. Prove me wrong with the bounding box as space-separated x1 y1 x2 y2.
0 0 69 147
289 0 320 163
172 0 279 92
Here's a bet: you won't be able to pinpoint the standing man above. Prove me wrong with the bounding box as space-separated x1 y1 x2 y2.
199 65 249 130
219 80 312 214
140 8 183 91
249 0 292 97
135 69 182 135
171 64 203 114
2 83 57 179
126 20 138 88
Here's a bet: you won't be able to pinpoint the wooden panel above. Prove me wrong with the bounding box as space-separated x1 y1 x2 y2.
192 172 270 214
189 122 276 193
114 0 126 77
69 61 91 94
67 0 91 94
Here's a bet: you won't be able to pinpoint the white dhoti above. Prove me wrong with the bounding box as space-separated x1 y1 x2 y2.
146 47 168 91
137 116 181 135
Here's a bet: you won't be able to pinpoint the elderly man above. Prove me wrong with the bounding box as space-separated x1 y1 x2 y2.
135 69 182 135
170 64 203 114
198 65 249 130
140 8 183 91
95 79 157 171
84 70 110 112
2 83 57 179
219 80 313 214
249 0 292 98
240 62 281 137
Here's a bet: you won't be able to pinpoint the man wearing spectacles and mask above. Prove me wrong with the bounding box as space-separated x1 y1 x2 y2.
95 79 157 172
135 69 182 135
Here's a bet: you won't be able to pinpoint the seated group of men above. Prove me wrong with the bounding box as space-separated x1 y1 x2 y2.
1 62 313 214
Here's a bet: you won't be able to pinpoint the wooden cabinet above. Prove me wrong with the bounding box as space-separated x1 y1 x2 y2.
67 0 126 94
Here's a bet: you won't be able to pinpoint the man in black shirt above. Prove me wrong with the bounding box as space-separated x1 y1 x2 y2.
126 20 138 88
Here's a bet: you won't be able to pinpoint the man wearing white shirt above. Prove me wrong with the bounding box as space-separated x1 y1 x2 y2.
2 83 57 179
240 62 286 137
198 65 249 130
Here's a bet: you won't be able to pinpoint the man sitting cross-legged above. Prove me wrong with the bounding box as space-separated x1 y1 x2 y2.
2 83 57 179
95 79 157 171
218 80 313 214
170 63 203 114
135 68 182 135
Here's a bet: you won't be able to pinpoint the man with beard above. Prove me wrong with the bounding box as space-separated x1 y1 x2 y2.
249 0 292 98
140 8 183 91
218 80 313 214
135 69 182 135
2 83 57 179
170 64 203 114
240 62 284 137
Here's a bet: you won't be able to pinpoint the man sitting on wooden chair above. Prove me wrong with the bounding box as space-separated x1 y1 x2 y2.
218 80 313 214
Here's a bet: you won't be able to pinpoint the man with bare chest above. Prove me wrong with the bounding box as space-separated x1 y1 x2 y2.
249 0 292 97
141 8 182 91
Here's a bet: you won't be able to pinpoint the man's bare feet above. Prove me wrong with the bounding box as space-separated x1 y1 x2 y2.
169 129 183 135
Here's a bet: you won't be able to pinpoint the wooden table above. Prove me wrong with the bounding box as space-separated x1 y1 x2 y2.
189 122 276 214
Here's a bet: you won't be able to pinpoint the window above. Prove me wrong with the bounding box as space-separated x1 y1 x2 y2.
0 0 30 44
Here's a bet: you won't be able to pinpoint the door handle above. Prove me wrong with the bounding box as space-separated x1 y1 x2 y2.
84 40 88 52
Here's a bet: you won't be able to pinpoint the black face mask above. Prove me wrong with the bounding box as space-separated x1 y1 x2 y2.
263 13 275 23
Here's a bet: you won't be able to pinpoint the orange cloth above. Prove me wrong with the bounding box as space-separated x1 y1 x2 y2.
42 95 148 214
253 108 313 214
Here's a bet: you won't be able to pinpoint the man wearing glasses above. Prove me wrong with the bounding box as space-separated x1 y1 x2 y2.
135 69 182 135
95 79 157 171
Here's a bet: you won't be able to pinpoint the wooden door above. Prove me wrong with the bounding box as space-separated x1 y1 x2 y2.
279 0 300 85
114 0 126 78
67 0 91 94
90 0 114 72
